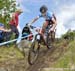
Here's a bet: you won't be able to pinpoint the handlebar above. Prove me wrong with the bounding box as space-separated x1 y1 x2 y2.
30 25 36 29
25 23 36 29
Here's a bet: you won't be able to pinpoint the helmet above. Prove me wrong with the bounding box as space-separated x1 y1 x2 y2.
40 5 48 13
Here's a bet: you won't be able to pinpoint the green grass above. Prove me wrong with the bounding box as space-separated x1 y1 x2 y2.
52 40 75 68
0 45 24 62
0 39 75 70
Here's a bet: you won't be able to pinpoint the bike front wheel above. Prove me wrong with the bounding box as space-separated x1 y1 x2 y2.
28 40 40 65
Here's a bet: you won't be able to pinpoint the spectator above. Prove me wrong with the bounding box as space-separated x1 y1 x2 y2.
9 9 23 39
0 23 11 43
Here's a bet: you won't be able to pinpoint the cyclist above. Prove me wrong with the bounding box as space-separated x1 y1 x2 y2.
28 5 57 48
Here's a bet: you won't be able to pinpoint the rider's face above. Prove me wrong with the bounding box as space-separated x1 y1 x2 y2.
41 12 46 16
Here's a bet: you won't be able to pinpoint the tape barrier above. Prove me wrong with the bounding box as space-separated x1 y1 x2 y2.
0 33 32 46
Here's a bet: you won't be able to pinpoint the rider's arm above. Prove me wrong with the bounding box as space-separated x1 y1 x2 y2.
50 14 57 31
29 16 39 25
0 27 11 32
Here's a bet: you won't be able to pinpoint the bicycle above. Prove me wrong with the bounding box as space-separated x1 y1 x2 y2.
28 24 55 65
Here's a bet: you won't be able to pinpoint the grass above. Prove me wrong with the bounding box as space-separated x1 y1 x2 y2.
0 39 75 71
0 45 24 62
51 40 75 68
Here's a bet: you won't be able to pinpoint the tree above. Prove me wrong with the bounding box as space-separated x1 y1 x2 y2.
62 30 75 40
0 0 17 27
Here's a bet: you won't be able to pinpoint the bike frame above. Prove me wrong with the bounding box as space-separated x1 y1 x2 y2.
28 25 47 44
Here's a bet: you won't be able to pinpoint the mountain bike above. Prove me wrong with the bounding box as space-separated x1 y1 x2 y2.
28 24 55 65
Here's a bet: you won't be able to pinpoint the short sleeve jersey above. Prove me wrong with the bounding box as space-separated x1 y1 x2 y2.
38 11 53 20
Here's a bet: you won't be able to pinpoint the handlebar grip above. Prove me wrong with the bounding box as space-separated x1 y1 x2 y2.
30 25 36 29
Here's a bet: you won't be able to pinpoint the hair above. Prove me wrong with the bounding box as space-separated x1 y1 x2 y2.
16 9 23 13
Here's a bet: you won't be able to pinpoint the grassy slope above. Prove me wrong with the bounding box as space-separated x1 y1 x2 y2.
52 40 75 68
0 45 24 62
40 40 75 71
0 39 75 71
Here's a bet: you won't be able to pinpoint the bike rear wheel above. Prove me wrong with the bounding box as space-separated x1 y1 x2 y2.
28 40 40 65
46 33 52 49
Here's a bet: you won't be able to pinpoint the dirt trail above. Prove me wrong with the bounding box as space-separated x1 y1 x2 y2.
27 45 65 71
0 41 68 71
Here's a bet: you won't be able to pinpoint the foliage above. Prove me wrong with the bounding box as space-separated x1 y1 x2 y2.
0 0 17 27
62 30 75 41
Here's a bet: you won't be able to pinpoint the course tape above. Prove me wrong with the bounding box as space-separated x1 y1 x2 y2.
0 33 32 46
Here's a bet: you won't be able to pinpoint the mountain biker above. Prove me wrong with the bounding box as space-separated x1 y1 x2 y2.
28 5 57 48
9 9 23 39
0 23 11 43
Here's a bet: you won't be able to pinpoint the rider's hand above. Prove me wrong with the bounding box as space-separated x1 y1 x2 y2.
28 23 31 27
49 28 54 33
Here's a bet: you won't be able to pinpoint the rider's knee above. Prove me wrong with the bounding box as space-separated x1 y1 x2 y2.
43 21 48 27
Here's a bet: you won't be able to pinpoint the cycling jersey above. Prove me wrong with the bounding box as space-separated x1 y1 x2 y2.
38 11 53 20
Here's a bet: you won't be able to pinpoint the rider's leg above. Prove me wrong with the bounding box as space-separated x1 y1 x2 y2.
41 21 49 33
40 21 49 48
50 29 56 42
42 21 49 30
